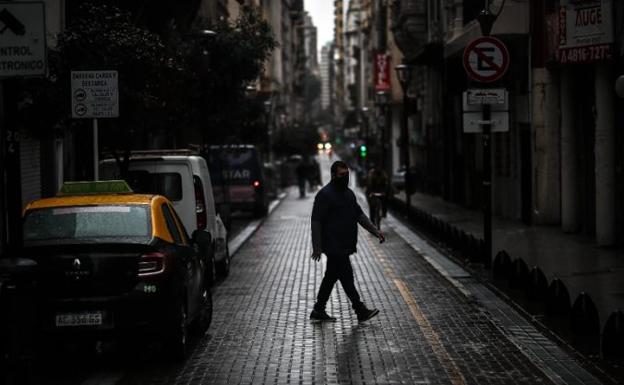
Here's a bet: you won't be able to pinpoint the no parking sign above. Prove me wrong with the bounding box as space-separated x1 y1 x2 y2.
463 36 509 83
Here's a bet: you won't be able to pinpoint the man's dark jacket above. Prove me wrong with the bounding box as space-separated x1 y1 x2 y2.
311 181 364 255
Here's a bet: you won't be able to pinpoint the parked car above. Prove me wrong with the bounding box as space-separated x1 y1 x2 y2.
22 180 212 360
203 145 269 219
100 150 229 282
392 166 406 191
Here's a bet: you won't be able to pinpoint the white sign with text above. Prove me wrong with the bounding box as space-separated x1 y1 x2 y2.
71 70 119 118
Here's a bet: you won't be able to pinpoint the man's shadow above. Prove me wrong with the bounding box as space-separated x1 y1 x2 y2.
312 320 376 383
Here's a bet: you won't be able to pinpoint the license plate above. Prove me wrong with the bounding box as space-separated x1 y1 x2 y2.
55 312 103 327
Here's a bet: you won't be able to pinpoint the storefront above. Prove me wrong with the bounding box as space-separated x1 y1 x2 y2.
558 0 617 245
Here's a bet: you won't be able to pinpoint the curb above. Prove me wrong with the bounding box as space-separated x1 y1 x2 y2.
386 209 608 385
228 190 288 258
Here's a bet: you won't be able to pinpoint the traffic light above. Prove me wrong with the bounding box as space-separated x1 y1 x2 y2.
359 144 367 158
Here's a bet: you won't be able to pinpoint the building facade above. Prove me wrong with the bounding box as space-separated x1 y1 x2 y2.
388 0 622 247
320 43 333 110
333 0 347 139
260 0 305 127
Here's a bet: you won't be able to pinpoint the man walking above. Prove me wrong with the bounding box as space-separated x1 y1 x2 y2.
310 161 385 322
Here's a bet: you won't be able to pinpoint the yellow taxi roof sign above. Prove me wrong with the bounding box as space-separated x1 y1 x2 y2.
58 180 133 196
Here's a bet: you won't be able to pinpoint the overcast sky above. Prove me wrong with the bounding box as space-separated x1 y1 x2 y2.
304 0 335 52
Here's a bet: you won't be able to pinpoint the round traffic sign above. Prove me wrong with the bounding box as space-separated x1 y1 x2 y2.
74 103 87 116
463 36 509 83
73 88 87 102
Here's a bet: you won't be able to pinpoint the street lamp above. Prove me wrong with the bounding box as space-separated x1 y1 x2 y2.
189 29 216 147
190 29 217 64
395 63 414 211
374 91 390 170
195 29 217 38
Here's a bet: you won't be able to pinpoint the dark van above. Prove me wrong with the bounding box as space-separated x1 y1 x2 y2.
203 145 269 219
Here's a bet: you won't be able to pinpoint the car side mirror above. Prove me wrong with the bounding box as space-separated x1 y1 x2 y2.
191 230 211 245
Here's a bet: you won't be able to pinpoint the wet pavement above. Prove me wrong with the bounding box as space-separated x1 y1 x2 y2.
111 171 600 384
10 156 606 385
392 190 624 343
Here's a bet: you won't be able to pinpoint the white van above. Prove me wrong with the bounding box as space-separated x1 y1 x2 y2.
100 151 229 283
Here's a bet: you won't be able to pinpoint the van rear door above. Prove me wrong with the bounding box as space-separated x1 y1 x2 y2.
207 147 260 204
125 161 196 235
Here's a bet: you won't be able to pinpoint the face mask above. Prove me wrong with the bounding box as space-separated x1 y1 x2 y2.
333 174 349 190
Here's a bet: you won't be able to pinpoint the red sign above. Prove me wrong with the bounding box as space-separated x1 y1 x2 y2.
463 37 509 83
374 53 391 91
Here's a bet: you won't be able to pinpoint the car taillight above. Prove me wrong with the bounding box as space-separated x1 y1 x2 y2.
138 252 166 277
194 176 207 230
253 180 261 189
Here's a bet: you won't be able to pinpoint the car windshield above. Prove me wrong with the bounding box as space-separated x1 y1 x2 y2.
23 205 151 245
207 147 261 185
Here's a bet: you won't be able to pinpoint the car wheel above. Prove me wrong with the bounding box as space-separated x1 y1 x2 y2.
164 300 188 361
254 203 268 218
224 215 232 232
192 288 213 335
216 244 230 277
205 244 217 286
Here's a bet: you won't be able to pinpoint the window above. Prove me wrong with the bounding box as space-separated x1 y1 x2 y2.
169 203 190 245
161 203 183 244
23 205 151 244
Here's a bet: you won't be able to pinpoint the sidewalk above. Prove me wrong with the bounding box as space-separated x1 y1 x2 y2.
391 190 624 346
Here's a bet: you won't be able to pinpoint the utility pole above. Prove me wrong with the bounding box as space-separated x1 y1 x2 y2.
466 1 506 267
2 79 23 257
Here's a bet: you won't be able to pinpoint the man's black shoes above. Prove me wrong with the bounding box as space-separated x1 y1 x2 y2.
310 309 337 322
310 307 380 322
356 308 379 322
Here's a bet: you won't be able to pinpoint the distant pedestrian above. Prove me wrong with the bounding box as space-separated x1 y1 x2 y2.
308 158 322 191
296 160 308 198
310 160 385 322
365 164 392 222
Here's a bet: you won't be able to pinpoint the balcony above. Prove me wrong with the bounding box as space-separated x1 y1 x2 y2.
444 0 529 57
391 0 442 64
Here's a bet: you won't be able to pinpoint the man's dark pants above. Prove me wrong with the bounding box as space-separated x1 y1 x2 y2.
315 254 363 311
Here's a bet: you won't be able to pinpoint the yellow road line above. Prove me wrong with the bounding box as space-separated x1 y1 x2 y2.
365 235 467 385
394 279 466 385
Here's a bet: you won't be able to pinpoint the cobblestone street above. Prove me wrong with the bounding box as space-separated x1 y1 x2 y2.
114 180 600 385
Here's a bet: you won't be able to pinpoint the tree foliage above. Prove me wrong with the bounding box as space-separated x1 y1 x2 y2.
192 6 277 142
23 1 276 152
23 0 178 146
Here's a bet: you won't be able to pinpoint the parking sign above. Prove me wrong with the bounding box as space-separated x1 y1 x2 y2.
463 36 509 83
